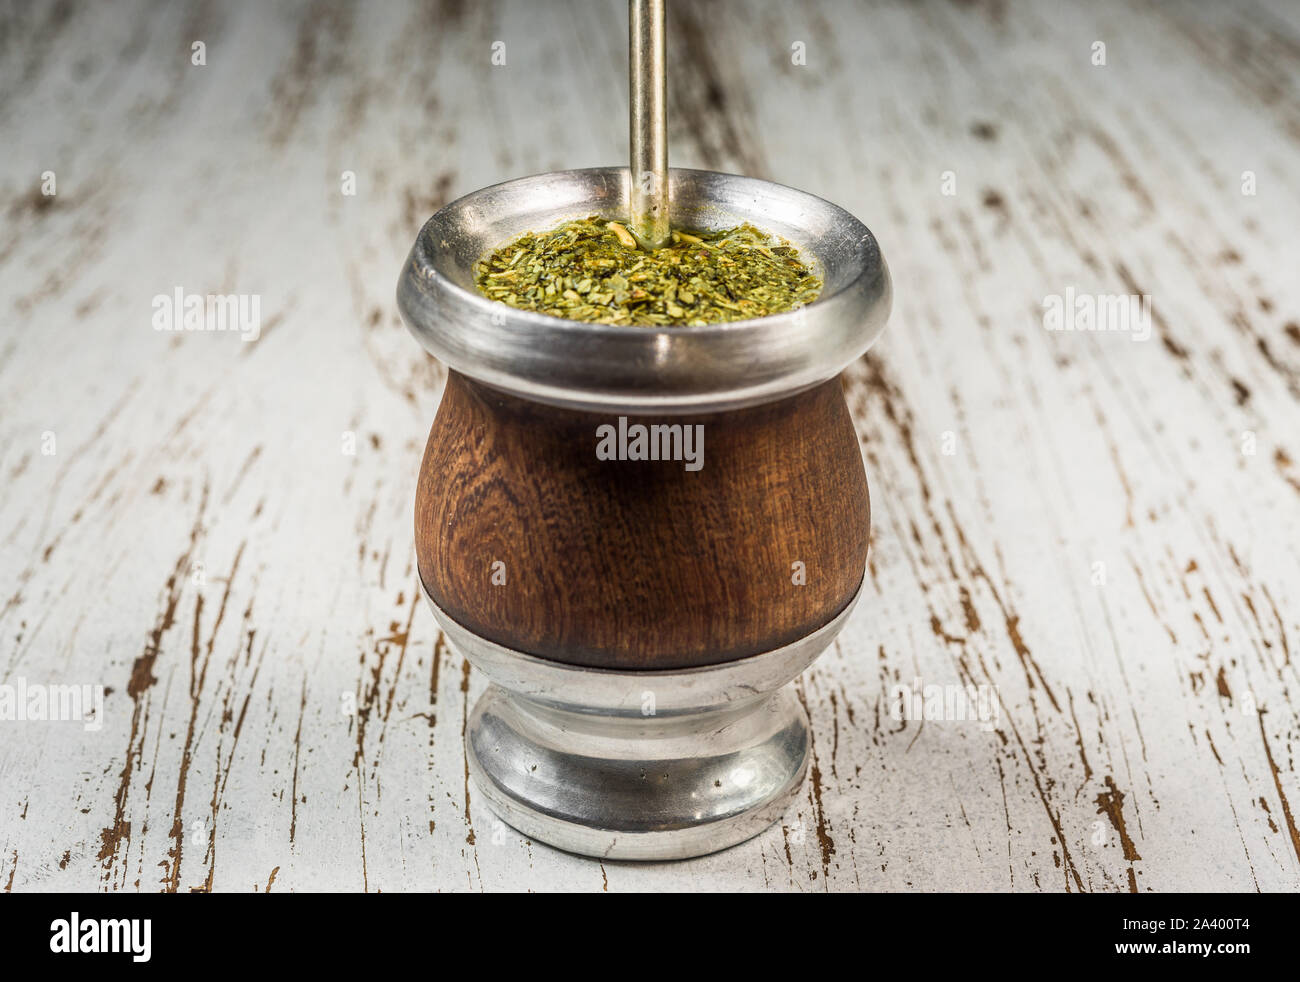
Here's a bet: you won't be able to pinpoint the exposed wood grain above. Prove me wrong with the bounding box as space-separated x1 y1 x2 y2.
417 373 869 669
0 0 1297 891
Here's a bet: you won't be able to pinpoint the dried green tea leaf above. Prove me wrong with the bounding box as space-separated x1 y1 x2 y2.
474 216 822 326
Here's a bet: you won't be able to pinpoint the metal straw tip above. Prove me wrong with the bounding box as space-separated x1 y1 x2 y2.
630 0 669 248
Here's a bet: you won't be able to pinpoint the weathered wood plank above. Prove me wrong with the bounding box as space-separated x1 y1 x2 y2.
1 0 1296 891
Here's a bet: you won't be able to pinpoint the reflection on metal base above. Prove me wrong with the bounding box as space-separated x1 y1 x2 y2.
420 579 862 861
467 684 809 861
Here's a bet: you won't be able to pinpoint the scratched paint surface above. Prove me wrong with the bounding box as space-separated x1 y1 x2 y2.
1 0 1298 892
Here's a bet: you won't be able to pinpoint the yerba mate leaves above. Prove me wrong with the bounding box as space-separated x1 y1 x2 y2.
474 216 822 326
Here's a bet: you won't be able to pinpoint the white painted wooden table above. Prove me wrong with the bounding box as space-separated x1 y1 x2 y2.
2 0 1298 892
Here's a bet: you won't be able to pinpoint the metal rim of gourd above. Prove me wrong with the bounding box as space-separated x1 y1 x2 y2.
397 166 891 414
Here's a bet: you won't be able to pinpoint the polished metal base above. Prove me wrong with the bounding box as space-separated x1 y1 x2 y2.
420 578 862 861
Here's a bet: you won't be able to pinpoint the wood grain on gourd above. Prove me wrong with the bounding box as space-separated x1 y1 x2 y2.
416 373 869 669
9 0 1300 894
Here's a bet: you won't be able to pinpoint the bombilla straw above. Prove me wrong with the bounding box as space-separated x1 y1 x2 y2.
629 0 669 248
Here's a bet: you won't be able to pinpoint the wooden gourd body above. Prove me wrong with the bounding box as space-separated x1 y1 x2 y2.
416 371 869 671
